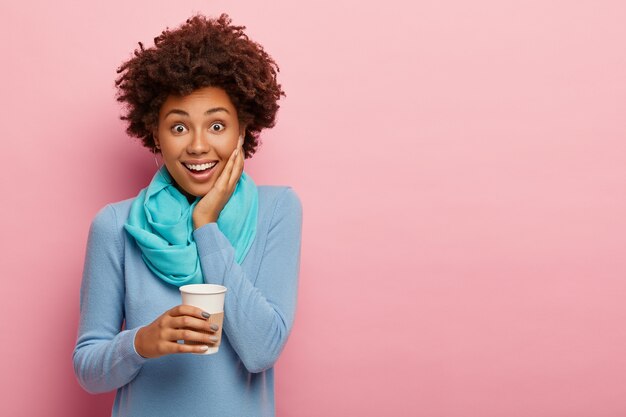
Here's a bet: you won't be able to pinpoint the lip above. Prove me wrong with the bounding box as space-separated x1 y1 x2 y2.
181 161 219 181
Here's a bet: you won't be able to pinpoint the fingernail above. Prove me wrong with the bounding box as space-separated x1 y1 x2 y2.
200 345 209 351
210 324 219 331
210 336 219 342
234 149 239 156
201 312 210 319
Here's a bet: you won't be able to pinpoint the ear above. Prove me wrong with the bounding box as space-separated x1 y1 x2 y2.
152 129 160 150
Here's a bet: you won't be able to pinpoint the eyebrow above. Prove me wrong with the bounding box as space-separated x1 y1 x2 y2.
164 107 230 118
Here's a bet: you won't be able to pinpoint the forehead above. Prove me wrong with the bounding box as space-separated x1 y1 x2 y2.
160 86 236 115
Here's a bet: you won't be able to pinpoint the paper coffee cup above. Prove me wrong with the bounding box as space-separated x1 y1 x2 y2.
179 284 227 355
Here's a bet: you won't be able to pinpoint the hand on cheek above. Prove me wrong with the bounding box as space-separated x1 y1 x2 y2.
192 144 244 229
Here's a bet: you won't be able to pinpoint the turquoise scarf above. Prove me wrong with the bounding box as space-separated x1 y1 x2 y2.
124 166 258 287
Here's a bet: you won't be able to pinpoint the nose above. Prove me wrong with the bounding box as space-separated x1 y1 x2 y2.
186 129 211 155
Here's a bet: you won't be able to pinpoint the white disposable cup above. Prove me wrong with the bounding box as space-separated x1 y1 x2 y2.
179 284 227 355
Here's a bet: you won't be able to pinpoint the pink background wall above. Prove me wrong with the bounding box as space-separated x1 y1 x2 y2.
1 0 625 416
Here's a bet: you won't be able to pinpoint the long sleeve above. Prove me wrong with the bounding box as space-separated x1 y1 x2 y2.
193 187 303 373
73 204 147 394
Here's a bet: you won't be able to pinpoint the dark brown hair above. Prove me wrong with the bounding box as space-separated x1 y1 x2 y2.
115 13 285 157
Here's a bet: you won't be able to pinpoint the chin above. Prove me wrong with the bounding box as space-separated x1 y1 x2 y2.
171 181 210 199
187 185 213 198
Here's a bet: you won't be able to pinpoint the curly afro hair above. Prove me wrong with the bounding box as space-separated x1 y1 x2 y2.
115 13 285 157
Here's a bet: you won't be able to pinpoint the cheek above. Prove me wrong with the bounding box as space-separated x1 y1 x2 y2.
215 139 238 159
159 139 184 158
159 147 176 161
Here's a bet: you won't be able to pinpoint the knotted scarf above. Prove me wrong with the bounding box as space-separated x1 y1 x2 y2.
124 166 258 287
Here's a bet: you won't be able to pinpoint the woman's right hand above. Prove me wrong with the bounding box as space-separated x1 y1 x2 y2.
134 305 220 358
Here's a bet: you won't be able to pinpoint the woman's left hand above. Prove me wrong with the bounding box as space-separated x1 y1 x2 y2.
192 145 244 229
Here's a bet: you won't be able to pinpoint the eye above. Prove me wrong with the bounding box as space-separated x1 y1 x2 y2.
210 122 225 132
171 124 187 134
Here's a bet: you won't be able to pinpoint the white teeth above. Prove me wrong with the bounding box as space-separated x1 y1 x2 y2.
184 162 217 171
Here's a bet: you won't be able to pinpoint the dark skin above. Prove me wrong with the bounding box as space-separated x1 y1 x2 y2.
134 87 245 358
135 305 220 357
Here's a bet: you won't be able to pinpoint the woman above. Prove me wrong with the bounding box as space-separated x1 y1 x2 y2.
73 14 302 417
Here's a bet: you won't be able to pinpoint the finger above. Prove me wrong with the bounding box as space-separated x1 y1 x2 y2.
228 148 245 189
172 328 220 345
217 147 239 188
170 315 218 333
169 341 212 355
169 304 209 320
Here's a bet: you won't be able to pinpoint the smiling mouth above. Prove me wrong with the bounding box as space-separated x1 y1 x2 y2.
183 161 218 173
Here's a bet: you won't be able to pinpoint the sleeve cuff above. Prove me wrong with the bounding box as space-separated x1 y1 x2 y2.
193 223 231 255
193 223 234 286
127 326 150 364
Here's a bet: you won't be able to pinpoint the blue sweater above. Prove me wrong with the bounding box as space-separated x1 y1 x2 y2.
73 186 302 417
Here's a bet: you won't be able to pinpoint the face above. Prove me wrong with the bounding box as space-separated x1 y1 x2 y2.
154 86 243 198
